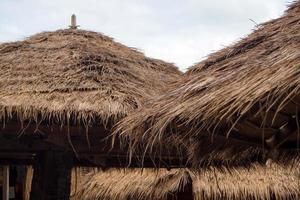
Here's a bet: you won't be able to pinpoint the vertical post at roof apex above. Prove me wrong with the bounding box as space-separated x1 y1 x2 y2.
70 14 79 29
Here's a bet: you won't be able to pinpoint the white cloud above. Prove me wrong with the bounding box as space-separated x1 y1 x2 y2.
0 0 290 71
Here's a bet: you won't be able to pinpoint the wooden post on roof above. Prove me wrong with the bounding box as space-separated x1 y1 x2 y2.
30 151 73 200
70 14 78 29
2 166 9 200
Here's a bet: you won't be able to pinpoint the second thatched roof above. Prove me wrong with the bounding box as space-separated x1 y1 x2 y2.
116 0 300 163
0 29 181 126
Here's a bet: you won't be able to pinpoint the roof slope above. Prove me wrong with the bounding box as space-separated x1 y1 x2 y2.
0 29 181 125
116 1 300 161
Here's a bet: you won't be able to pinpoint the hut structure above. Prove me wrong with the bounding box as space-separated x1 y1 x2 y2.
0 18 182 199
115 1 300 199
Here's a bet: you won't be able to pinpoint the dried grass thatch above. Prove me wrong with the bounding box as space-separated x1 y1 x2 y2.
71 168 191 200
192 162 300 200
115 1 300 163
69 162 300 200
192 161 300 200
0 29 181 126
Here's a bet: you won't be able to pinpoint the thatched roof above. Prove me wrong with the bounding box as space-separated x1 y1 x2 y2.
71 168 191 200
71 162 300 200
115 1 300 162
0 29 181 125
192 162 300 200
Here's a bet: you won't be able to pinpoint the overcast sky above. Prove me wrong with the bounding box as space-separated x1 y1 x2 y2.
0 0 292 71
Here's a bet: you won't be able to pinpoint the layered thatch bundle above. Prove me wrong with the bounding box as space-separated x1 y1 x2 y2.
116 1 300 164
0 29 181 126
71 168 191 200
192 162 300 200
70 161 300 200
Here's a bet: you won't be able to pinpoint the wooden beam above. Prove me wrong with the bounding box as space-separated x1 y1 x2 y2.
0 121 109 137
0 122 188 168
2 166 9 200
